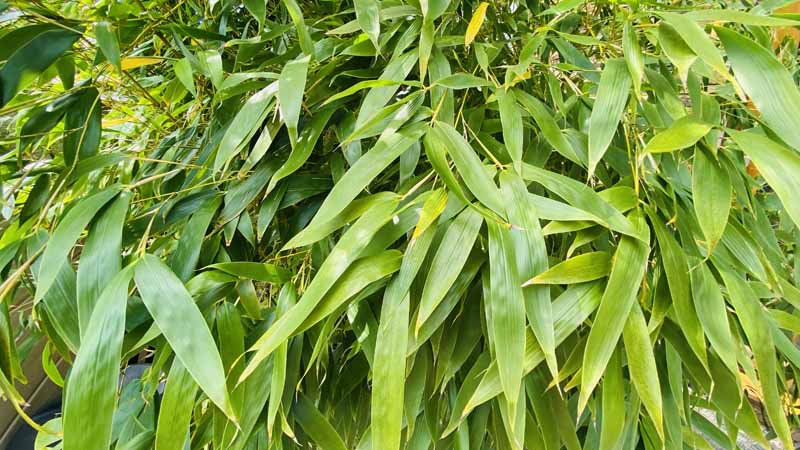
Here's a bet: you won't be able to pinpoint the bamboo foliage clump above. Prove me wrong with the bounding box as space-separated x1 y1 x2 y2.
0 0 799 449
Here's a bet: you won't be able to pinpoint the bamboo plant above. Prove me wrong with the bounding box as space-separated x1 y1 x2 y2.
0 0 799 449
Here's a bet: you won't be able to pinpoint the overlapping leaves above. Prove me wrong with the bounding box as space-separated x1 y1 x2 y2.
1 0 800 449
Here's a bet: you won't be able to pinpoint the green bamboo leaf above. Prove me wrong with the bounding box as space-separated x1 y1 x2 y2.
279 54 310 147
658 12 728 79
599 349 625 450
297 250 402 332
76 192 129 337
719 270 793 449
322 79 400 106
689 261 738 376
687 9 800 26
644 116 712 153
499 172 555 377
63 266 133 450
355 0 380 50
285 192 396 249
281 0 314 55
428 121 505 215
521 164 642 240
718 27 800 150
243 0 266 28
241 196 399 381
0 26 81 106
514 89 581 165
622 303 663 438
412 188 447 239
155 360 198 450
266 107 335 196
94 21 120 71
35 187 121 304
213 82 277 171
497 89 523 173
295 394 349 450
373 225 435 450
660 23 700 86
434 73 491 89
173 57 195 96
579 210 649 413
728 130 800 228
416 206 483 332
205 262 290 283
487 220 526 425
307 123 427 228
267 283 296 438
649 212 707 369
524 251 611 285
134 254 235 421
169 196 222 282
692 146 731 253
622 21 644 97
588 58 631 177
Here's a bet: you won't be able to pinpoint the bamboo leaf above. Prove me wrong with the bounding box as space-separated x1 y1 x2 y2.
465 2 489 46
692 146 731 253
134 254 235 420
588 59 631 177
644 116 712 153
718 27 800 149
487 220 526 426
63 266 134 450
579 210 649 413
524 251 611 286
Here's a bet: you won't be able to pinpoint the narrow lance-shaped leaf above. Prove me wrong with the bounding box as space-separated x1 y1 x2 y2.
416 206 483 332
267 283 297 438
94 21 120 71
690 261 738 376
728 129 800 229
35 186 121 304
644 116 712 153
487 220 526 427
241 196 400 380
465 2 489 46
155 360 198 450
718 27 800 150
500 171 555 378
428 121 505 216
599 348 625 450
76 192 129 337
579 209 649 413
497 89 523 173
622 21 644 98
281 0 315 55
719 270 793 449
134 254 235 421
692 146 731 253
63 266 134 450
373 224 436 450
623 303 663 439
294 394 349 450
355 0 380 50
214 82 277 171
279 55 310 148
588 58 631 177
307 123 427 228
524 251 611 285
649 212 707 368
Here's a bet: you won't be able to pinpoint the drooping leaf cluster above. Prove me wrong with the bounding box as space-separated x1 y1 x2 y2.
1 0 800 449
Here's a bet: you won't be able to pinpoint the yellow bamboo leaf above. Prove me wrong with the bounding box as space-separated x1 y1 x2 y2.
464 2 489 46
121 57 164 71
